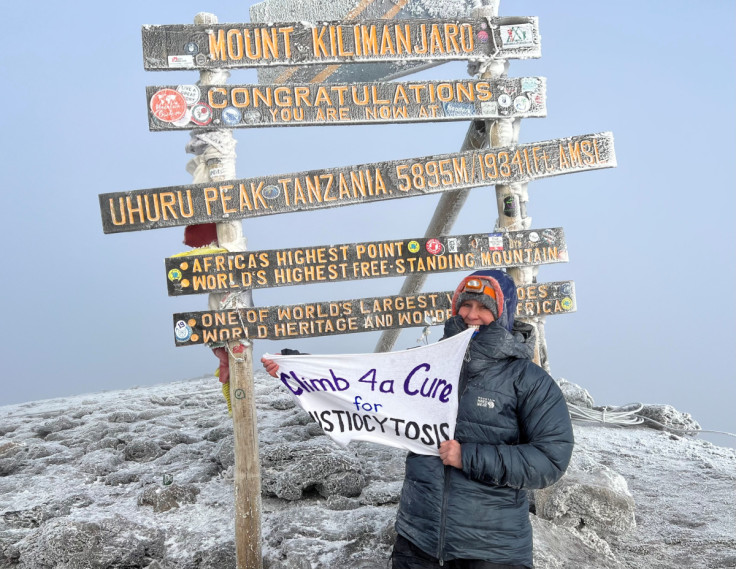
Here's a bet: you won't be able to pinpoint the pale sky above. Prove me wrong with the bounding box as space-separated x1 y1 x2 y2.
1 0 734 444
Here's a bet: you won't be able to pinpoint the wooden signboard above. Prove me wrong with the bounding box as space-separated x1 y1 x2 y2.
100 132 615 234
145 76 546 131
142 18 541 71
165 228 567 296
172 281 576 345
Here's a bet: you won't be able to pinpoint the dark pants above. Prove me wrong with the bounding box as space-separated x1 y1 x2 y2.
391 534 530 569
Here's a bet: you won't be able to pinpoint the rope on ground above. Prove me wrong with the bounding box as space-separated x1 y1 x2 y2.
567 402 736 439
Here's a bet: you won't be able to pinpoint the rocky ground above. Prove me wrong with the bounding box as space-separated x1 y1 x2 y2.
1 373 734 568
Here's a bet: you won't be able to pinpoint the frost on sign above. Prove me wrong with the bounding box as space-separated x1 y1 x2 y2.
171 281 576 345
99 132 614 234
163 229 568 296
143 76 548 131
141 18 541 73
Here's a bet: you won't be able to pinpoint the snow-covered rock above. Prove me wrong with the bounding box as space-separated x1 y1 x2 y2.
556 377 595 409
636 404 701 432
535 465 636 538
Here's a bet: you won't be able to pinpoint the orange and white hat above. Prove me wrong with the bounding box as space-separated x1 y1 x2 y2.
451 273 505 321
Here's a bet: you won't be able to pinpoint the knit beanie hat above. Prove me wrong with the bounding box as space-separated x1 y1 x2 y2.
452 274 504 321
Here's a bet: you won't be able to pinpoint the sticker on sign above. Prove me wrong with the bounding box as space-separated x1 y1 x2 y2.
149 89 188 123
500 24 536 48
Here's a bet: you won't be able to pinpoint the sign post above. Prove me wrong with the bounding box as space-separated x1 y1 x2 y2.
188 13 262 569
102 3 616 565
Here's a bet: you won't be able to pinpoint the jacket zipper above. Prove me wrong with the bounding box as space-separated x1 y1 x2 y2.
437 464 451 565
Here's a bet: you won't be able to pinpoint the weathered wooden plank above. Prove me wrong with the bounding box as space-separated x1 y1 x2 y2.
165 229 568 296
142 18 540 71
172 281 576 345
100 132 615 234
145 76 546 131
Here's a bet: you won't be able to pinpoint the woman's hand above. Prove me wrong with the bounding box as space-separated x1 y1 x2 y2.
439 440 462 469
261 357 279 378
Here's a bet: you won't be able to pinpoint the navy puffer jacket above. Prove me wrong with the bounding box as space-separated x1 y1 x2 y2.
394 314 574 567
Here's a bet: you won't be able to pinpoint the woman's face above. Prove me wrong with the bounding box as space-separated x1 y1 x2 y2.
458 299 495 327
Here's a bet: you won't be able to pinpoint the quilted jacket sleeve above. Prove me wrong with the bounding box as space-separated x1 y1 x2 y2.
460 362 574 489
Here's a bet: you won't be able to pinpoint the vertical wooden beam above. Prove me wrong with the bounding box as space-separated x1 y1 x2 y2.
228 342 262 569
190 12 262 569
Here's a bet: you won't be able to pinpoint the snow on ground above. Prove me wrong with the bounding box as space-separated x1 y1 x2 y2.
1 374 735 568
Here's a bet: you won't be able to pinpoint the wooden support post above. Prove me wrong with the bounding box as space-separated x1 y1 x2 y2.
189 12 262 569
228 342 262 569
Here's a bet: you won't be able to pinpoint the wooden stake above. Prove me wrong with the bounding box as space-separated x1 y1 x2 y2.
228 342 263 569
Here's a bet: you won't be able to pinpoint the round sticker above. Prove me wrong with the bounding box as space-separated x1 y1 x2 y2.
150 89 188 123
172 108 192 128
184 42 199 55
426 239 444 255
541 229 556 244
561 297 573 310
476 31 489 43
243 110 262 124
497 94 512 108
191 103 213 126
176 84 201 105
528 232 539 243
168 268 183 282
221 106 242 126
262 185 281 200
408 241 420 254
174 320 192 342
561 283 572 295
513 95 531 112
194 53 207 66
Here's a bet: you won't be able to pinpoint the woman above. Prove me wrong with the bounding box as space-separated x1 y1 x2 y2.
391 269 573 568
262 269 573 568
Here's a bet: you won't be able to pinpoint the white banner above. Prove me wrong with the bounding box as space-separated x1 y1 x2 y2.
266 328 473 456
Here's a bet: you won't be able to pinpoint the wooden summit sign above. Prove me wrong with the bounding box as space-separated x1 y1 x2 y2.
145 76 546 131
164 228 567 296
172 281 576 345
100 132 615 234
142 17 540 71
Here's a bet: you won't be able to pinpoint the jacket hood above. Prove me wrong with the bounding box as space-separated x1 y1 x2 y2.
444 315 535 363
451 270 518 332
